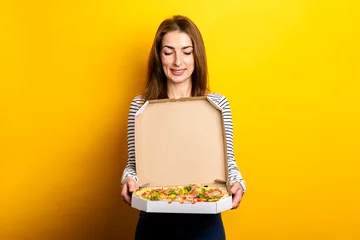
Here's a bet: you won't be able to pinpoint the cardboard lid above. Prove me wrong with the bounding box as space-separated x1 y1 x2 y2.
135 97 228 188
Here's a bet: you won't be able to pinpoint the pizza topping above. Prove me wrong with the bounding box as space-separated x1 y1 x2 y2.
184 186 192 192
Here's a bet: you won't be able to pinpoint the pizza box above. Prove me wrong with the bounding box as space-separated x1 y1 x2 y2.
131 96 232 214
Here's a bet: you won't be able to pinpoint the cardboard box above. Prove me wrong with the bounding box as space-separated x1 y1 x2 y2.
131 96 232 214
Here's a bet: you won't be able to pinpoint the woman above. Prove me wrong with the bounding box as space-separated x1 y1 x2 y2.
121 15 246 240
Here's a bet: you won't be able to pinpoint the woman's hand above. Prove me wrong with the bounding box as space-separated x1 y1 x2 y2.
231 182 244 209
121 178 136 205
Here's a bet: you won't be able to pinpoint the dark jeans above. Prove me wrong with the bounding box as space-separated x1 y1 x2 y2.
135 211 226 240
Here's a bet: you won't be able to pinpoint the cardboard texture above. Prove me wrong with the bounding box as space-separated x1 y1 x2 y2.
131 96 232 214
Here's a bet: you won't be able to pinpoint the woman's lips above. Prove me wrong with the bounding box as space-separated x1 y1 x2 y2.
171 69 185 76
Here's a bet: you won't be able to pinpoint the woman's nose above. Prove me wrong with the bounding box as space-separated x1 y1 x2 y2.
174 53 182 66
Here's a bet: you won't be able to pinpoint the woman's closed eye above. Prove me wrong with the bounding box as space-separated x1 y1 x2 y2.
163 51 192 56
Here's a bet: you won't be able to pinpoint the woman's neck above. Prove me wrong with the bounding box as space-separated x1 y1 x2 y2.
167 80 192 99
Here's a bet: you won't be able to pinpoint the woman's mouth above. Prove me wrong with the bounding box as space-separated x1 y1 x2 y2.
171 69 185 76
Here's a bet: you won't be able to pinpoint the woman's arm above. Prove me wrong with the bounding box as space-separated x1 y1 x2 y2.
216 95 247 193
121 97 142 186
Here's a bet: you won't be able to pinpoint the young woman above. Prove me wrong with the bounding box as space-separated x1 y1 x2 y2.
121 15 246 240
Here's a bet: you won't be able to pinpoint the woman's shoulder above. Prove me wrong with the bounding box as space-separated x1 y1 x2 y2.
130 95 145 107
206 92 229 106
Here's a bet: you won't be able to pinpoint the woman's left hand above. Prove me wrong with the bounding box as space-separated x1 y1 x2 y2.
231 182 244 209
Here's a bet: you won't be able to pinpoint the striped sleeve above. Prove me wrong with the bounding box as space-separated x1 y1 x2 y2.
121 96 142 185
208 93 246 193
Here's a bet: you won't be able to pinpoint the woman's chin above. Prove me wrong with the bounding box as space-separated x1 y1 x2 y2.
167 77 191 84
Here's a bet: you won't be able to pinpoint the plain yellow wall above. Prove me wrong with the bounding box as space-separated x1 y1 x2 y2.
1 0 359 239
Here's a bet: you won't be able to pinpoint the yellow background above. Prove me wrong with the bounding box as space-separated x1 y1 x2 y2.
1 0 359 239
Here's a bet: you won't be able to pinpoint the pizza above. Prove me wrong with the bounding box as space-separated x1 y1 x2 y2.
134 184 229 204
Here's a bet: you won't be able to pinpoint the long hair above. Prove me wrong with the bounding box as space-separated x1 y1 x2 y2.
143 15 209 100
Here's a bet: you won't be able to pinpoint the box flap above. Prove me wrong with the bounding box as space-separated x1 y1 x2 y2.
135 97 228 188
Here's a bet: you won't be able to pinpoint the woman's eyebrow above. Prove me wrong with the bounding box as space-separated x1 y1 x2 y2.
162 45 193 50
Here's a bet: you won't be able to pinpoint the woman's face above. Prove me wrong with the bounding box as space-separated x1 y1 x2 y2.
160 31 195 85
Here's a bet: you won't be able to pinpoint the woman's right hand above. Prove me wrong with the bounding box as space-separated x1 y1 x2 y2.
121 178 136 205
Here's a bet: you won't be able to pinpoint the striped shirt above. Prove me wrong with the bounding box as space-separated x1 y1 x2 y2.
121 93 246 193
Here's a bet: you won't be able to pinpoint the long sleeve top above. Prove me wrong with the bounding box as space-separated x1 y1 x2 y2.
121 93 246 193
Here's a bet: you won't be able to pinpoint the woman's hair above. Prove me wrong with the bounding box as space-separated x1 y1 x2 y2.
143 15 209 100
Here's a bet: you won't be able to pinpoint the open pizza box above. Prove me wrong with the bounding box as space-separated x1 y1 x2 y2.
131 96 232 214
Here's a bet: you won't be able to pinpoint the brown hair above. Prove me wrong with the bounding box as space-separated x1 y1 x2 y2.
143 15 209 100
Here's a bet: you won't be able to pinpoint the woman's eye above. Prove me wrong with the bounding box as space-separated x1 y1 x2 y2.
164 52 173 56
184 52 192 55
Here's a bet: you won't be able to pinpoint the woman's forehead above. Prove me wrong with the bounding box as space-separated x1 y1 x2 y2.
162 31 193 48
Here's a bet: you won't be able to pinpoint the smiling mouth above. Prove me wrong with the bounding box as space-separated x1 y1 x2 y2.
171 69 185 76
